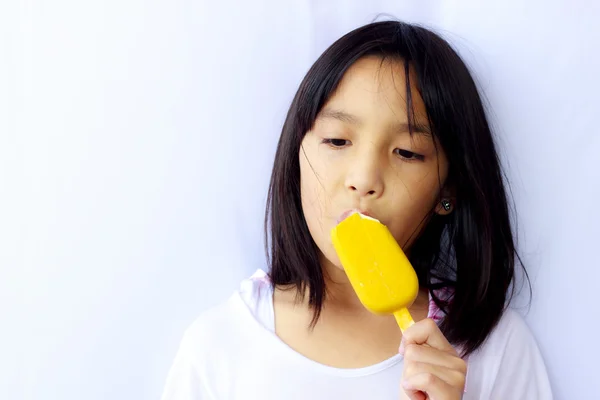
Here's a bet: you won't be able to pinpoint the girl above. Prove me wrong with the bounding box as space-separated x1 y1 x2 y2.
161 20 552 399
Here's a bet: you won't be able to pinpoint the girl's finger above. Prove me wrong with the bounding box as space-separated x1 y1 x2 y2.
402 318 457 354
402 372 462 400
401 388 426 400
403 361 466 389
403 343 467 374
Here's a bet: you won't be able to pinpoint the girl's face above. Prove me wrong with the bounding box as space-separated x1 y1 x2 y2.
299 56 452 271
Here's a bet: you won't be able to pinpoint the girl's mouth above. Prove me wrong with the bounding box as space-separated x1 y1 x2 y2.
336 209 375 224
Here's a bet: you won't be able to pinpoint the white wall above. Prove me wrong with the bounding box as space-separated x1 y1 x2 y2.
2 1 598 399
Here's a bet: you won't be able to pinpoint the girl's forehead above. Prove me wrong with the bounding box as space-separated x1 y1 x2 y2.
321 56 430 128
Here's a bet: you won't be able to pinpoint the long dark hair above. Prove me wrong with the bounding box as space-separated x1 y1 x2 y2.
264 20 527 357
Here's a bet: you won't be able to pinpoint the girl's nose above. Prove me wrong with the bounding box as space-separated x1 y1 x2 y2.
345 155 384 199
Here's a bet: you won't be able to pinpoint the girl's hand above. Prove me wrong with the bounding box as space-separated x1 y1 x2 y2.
399 318 467 400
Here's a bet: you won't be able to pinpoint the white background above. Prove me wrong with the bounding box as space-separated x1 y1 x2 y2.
2 0 599 399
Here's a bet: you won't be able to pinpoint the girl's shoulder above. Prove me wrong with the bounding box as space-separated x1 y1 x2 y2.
177 269 275 355
465 307 552 398
183 269 271 338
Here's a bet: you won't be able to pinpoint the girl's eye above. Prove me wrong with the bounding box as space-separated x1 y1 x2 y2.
322 138 350 148
394 148 425 161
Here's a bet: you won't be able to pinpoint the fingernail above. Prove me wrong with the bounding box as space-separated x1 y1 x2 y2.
398 339 405 355
401 379 413 390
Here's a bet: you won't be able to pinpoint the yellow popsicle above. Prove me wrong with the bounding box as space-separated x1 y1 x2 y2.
331 212 419 332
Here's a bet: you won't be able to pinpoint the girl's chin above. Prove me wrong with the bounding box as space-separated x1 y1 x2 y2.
317 248 343 270
321 253 347 273
328 263 345 271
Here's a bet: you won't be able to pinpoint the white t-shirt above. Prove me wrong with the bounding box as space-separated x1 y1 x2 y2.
160 270 552 399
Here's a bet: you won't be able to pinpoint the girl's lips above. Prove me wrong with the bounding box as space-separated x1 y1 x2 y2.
337 209 373 224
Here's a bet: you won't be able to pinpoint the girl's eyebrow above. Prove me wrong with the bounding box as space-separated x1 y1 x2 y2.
317 107 432 138
317 107 361 125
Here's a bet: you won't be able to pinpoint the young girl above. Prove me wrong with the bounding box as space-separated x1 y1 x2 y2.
161 20 552 399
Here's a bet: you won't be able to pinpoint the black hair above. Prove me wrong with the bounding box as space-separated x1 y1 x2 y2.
264 20 528 357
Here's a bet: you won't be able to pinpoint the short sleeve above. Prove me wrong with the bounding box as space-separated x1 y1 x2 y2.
483 310 553 399
160 331 206 400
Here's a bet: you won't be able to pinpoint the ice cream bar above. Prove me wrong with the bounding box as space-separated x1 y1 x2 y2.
331 212 419 332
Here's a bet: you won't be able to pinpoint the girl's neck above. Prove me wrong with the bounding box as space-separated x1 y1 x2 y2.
271 258 431 369
320 255 431 318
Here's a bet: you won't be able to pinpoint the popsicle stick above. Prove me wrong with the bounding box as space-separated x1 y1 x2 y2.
393 307 414 332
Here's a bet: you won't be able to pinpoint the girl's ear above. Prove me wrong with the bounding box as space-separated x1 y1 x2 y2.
434 186 456 216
